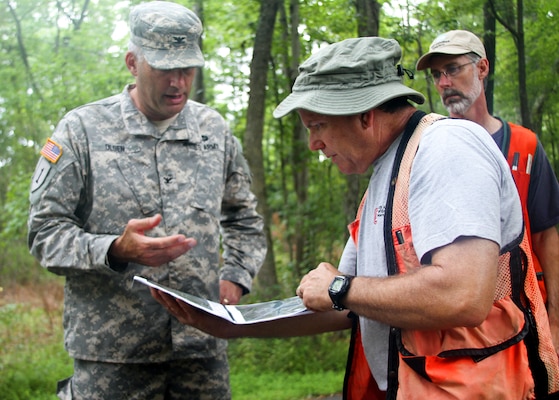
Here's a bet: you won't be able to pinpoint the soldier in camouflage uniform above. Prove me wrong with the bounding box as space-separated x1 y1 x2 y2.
27 2 266 399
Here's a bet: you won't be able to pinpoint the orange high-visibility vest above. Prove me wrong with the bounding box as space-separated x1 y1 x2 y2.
343 112 559 400
499 118 545 301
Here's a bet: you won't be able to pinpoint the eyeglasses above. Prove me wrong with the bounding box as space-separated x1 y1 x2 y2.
430 61 476 83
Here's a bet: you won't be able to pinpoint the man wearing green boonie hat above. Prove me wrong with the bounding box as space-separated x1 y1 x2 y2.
273 37 425 175
273 37 424 118
153 36 558 398
27 1 265 399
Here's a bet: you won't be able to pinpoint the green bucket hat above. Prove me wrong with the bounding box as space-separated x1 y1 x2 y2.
273 37 425 118
129 1 204 70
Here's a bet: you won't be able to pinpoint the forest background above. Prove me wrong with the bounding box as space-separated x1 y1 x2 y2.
1 0 558 399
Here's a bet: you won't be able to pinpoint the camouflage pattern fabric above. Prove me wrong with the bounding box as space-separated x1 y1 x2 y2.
57 353 231 400
129 1 205 70
27 84 266 366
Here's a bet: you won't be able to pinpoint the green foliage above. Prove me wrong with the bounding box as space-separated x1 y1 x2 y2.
1 170 33 241
3 0 558 285
299 0 358 44
0 241 44 287
2 0 559 396
0 298 72 400
231 370 344 400
229 333 349 375
0 342 71 400
0 0 131 247
1 279 347 399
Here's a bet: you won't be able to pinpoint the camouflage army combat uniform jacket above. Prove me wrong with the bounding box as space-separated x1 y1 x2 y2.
27 85 266 363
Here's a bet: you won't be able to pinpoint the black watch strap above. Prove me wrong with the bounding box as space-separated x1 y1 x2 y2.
328 275 353 311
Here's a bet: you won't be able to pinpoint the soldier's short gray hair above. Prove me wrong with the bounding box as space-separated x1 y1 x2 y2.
128 41 146 64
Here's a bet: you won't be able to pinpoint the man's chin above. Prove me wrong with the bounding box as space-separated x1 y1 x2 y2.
447 105 468 117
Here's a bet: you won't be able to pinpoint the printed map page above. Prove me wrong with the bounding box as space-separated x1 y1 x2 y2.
133 276 312 324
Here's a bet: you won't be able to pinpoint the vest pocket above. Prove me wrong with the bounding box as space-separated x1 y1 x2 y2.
392 224 420 273
400 296 528 359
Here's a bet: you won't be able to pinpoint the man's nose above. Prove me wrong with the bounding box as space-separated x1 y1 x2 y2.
169 69 189 86
308 133 324 152
436 73 452 87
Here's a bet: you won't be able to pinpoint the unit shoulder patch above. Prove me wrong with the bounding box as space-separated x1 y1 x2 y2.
31 157 51 193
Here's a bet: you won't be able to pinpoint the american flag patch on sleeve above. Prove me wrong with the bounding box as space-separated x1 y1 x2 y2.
40 138 62 163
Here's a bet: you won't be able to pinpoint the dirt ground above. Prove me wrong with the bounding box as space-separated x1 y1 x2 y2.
0 280 64 308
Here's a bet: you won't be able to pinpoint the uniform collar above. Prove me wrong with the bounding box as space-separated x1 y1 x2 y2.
120 84 203 143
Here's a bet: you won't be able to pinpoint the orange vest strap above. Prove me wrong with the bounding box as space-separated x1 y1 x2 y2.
499 119 545 300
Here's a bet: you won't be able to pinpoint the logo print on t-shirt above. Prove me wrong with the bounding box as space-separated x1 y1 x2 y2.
374 206 386 225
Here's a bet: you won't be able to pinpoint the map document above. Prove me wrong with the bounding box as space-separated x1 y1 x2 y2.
133 276 312 324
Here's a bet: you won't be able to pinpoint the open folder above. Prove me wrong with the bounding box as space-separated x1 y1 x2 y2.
133 275 312 324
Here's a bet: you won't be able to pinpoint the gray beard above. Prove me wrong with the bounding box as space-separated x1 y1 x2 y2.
442 74 483 117
444 97 473 116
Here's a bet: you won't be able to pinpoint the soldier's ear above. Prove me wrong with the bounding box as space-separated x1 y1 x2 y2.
125 52 139 76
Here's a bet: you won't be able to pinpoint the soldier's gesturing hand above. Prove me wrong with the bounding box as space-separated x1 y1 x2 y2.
109 214 197 267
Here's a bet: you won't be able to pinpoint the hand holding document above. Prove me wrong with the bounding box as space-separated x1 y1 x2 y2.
134 276 312 324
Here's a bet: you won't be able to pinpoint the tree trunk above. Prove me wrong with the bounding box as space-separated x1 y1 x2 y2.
489 0 531 129
515 0 531 129
483 1 496 115
343 0 381 226
7 1 43 100
243 0 282 295
354 0 380 36
285 0 310 279
192 0 205 104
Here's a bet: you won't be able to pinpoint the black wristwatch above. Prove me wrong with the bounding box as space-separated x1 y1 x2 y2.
328 275 353 311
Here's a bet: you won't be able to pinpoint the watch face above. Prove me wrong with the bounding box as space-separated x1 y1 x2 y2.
331 277 345 292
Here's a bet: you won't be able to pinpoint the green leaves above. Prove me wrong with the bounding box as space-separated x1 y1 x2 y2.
1 0 558 285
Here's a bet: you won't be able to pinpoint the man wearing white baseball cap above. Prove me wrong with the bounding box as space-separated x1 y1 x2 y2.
417 30 559 356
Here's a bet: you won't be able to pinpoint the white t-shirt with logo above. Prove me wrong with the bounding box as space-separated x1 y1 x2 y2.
338 117 523 390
